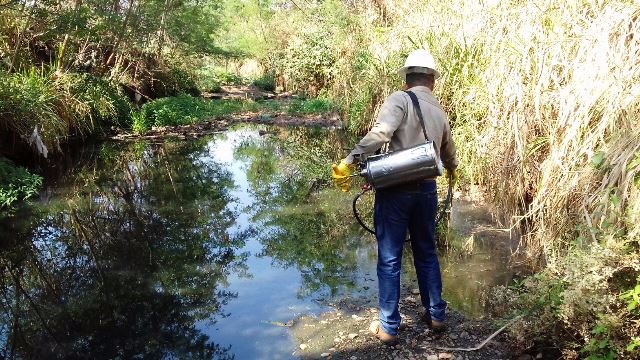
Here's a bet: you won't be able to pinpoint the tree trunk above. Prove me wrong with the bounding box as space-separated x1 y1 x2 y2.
156 0 172 63
105 0 136 67
56 0 83 72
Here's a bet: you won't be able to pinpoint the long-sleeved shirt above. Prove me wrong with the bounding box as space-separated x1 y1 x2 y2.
346 86 458 173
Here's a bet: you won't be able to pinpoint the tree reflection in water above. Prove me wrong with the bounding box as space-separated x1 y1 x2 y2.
234 126 371 298
0 139 248 359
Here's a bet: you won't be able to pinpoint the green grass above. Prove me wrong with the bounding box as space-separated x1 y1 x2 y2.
0 68 67 146
287 98 333 116
135 95 336 133
0 69 134 148
59 73 133 133
134 95 258 133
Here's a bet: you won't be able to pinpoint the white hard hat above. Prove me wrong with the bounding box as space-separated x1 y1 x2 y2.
397 49 441 79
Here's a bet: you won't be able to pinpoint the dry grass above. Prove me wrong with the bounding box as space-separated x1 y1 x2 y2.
346 0 640 262
474 1 640 260
260 0 639 261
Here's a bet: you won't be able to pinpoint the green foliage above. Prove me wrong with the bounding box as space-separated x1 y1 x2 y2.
135 95 255 133
620 277 640 355
252 73 276 92
1 0 226 71
195 65 245 92
152 63 201 98
620 278 640 313
131 111 150 134
272 28 337 96
216 0 273 58
345 84 378 133
287 98 333 116
0 68 67 146
58 73 132 131
134 95 336 134
582 323 616 360
0 0 231 152
0 68 135 149
491 247 640 355
0 158 42 217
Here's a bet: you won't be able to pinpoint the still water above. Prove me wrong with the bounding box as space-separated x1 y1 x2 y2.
0 124 513 359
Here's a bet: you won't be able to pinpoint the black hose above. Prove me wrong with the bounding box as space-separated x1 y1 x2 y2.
352 173 454 236
352 188 375 234
435 172 454 225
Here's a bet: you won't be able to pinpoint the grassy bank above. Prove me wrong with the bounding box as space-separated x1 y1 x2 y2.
248 0 640 356
0 70 132 153
132 95 335 133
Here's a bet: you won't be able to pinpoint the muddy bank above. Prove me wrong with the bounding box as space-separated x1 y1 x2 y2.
111 113 341 141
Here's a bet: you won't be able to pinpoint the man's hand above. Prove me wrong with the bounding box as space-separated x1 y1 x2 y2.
331 159 354 192
446 168 459 188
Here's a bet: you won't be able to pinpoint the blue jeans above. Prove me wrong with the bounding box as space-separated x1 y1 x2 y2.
373 181 446 336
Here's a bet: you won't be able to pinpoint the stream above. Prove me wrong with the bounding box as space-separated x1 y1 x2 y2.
0 124 515 359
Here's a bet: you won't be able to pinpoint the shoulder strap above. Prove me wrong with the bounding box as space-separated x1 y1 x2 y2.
404 90 430 142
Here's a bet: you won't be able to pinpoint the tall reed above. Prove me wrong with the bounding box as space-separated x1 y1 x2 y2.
314 0 640 260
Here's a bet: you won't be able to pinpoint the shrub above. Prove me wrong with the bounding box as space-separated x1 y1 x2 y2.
287 98 333 115
135 95 255 133
252 73 276 92
271 29 337 96
152 63 201 97
0 68 67 150
491 246 640 357
0 158 42 217
58 73 132 133
195 65 245 92
0 69 134 151
131 111 151 134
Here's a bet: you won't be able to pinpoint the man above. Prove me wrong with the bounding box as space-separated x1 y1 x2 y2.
331 49 458 344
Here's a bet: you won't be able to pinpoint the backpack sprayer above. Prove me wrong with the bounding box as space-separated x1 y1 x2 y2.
350 91 454 236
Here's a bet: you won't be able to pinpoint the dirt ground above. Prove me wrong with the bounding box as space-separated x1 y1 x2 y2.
288 285 521 360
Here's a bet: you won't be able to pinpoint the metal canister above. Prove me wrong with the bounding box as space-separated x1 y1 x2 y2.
360 141 443 189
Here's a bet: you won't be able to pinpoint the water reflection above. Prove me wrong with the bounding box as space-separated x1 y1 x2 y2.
234 127 368 297
0 139 246 359
0 124 514 359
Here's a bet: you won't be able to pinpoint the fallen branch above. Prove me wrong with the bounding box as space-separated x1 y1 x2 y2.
434 315 523 352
